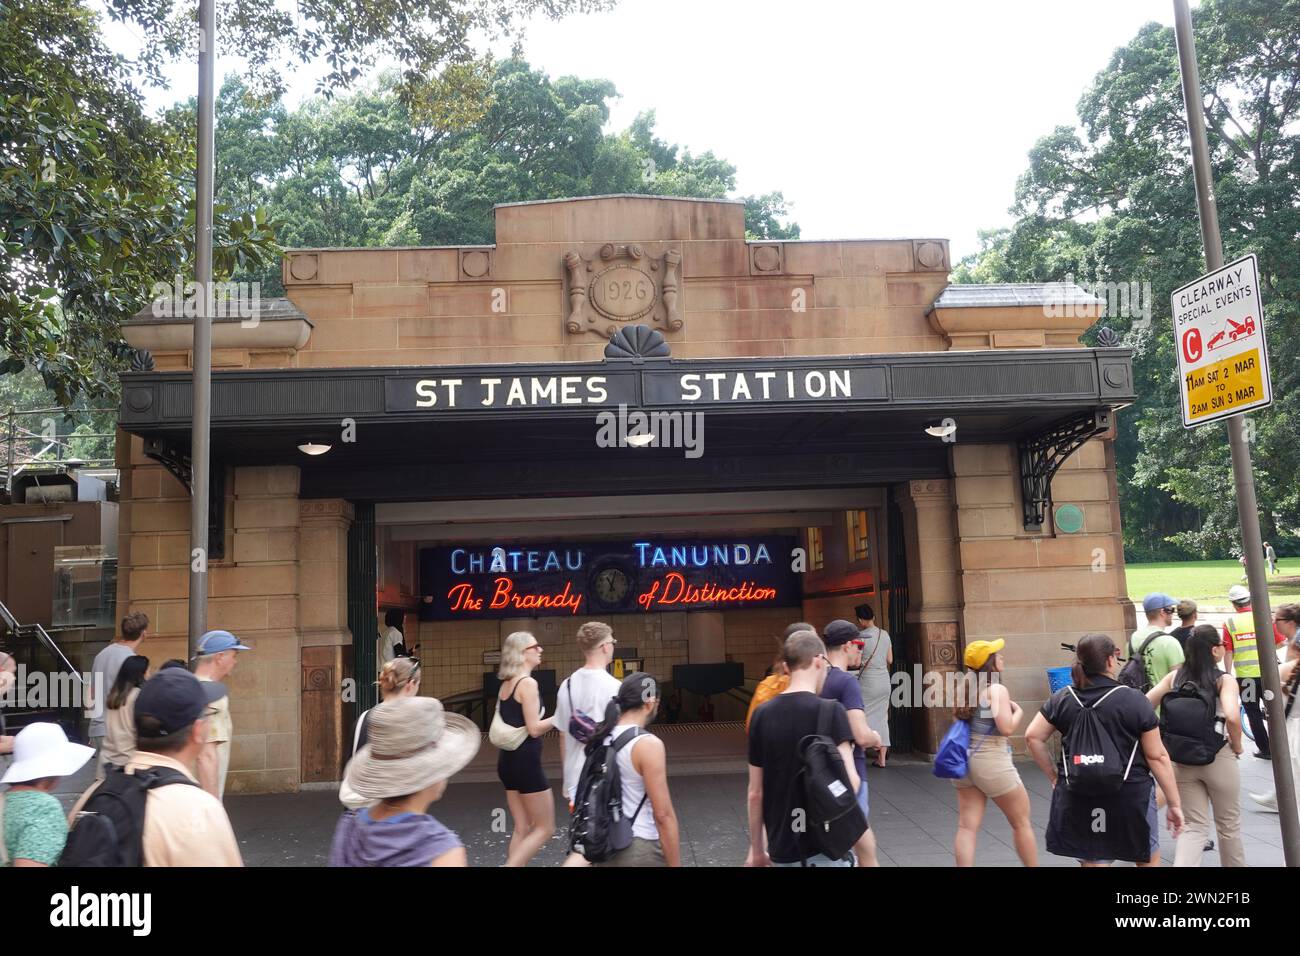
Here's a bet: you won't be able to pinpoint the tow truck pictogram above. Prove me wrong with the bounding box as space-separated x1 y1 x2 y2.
1206 314 1256 351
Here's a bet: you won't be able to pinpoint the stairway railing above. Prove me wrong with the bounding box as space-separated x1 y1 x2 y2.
0 598 87 742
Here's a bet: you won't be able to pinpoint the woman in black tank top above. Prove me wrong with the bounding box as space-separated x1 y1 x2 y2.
495 632 556 866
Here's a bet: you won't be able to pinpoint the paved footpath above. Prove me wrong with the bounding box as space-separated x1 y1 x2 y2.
49 749 1287 867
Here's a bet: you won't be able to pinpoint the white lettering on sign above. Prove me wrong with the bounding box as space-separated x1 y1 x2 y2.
676 369 854 402
412 376 612 408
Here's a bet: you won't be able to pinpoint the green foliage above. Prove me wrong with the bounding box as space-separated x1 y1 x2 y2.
956 0 1300 561
100 0 612 115
0 367 115 469
2 0 610 406
0 0 280 404
214 60 801 292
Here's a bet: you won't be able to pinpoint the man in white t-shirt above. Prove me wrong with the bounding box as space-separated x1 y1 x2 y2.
553 621 620 809
377 609 405 674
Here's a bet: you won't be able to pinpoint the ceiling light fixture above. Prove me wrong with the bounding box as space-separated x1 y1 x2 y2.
297 441 332 456
924 419 957 439
625 433 656 447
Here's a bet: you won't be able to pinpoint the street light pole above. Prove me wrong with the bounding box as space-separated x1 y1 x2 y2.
189 0 216 658
1173 0 1298 865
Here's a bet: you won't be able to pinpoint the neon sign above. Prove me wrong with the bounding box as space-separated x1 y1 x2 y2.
635 573 777 610
420 537 798 620
447 578 585 615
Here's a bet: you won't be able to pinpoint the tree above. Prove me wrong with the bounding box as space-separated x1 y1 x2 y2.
213 61 802 293
101 0 613 114
3 0 610 405
956 0 1300 560
1 0 270 403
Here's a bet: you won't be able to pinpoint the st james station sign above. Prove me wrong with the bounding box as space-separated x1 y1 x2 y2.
385 366 887 411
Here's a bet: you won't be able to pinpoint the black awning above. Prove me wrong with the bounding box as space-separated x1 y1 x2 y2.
118 347 1134 511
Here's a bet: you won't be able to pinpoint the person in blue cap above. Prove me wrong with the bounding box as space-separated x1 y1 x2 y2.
1130 593 1185 694
192 630 251 800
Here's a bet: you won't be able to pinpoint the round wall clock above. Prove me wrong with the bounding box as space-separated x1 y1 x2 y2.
591 565 632 608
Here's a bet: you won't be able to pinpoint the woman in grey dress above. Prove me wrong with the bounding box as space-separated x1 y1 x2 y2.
855 604 893 767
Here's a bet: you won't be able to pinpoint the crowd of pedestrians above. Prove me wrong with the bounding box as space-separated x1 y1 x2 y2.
4 585 1297 868
2 614 249 867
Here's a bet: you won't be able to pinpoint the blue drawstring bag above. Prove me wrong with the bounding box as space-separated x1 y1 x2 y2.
933 718 971 779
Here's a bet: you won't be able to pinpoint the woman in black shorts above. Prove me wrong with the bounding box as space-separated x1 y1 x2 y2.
496 631 556 866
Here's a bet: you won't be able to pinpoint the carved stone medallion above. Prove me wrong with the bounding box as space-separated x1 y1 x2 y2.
563 243 682 339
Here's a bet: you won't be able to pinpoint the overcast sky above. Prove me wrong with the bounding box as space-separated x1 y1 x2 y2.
104 0 1183 260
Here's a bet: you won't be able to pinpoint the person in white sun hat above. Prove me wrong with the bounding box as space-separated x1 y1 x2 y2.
1 722 94 867
329 695 481 867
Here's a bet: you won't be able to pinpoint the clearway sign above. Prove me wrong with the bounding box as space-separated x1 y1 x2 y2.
1171 253 1272 428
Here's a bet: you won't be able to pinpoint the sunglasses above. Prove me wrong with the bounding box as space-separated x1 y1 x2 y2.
850 640 866 649
524 643 543 652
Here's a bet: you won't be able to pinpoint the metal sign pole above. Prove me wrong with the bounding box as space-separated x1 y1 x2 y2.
1173 0 1298 865
188 0 216 658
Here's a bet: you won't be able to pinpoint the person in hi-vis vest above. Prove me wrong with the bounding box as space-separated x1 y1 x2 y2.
1222 585 1288 760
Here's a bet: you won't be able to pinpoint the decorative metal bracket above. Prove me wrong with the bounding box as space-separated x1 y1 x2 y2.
1018 408 1113 531
142 437 191 491
140 438 225 559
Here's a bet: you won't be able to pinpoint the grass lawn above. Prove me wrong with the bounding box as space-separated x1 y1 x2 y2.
1125 559 1300 606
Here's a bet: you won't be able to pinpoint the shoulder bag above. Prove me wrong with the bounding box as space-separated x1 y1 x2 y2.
489 680 530 751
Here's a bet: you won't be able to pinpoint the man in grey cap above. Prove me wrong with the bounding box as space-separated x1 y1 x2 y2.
1130 593 1184 692
192 629 251 799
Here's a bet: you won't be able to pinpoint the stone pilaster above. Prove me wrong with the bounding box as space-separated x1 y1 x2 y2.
298 499 354 783
896 479 962 752
951 440 1129 753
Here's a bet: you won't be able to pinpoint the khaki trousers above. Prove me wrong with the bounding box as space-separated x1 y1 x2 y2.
1173 746 1246 867
595 837 666 867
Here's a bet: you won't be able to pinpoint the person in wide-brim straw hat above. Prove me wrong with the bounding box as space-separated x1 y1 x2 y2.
330 696 480 867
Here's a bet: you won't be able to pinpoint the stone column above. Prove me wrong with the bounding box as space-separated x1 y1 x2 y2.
896 479 962 752
951 440 1129 753
216 465 302 794
298 499 354 784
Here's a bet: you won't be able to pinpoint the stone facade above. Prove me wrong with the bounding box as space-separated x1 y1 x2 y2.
114 195 1129 792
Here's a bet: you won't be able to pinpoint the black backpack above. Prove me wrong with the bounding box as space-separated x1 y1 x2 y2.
568 728 647 863
789 699 867 864
59 764 198 867
1117 632 1161 693
1159 675 1226 766
1060 686 1138 796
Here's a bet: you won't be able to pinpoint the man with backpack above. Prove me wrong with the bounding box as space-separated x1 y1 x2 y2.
820 619 883 866
1126 593 1184 694
746 630 863 867
554 621 621 812
554 622 621 868
64 668 243 867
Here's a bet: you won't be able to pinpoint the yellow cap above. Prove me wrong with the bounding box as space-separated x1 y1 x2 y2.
964 639 1005 670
